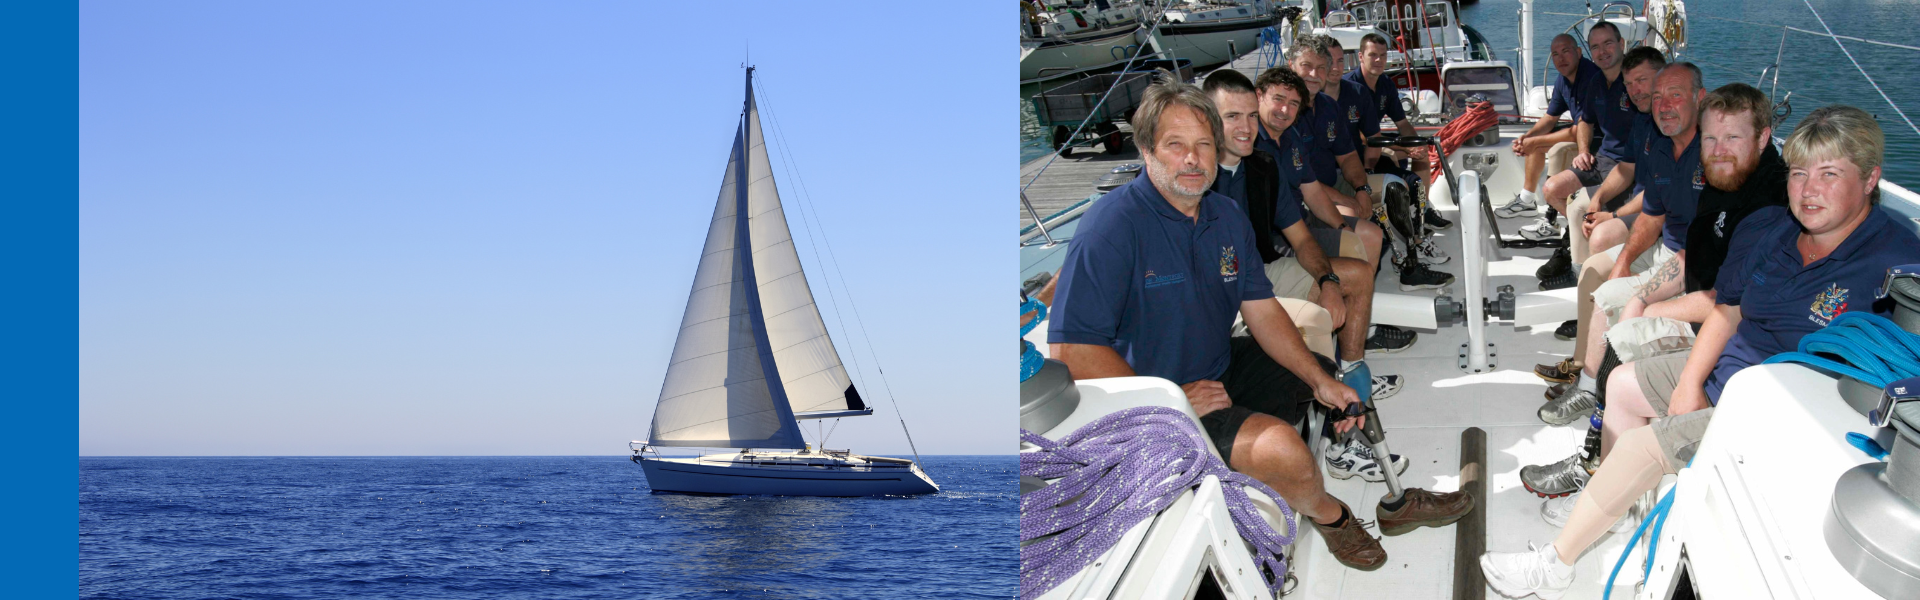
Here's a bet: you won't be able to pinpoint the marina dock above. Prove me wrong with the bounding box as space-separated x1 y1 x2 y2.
1018 38 1285 232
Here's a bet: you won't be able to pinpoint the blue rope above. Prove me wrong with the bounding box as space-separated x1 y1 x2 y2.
1605 312 1920 597
1021 297 1051 382
1602 479 1680 599
1762 312 1920 388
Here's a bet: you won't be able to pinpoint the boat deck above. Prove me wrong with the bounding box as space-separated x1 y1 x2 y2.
1021 171 1653 599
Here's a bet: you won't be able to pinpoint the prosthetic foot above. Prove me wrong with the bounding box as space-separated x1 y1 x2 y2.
1343 401 1476 535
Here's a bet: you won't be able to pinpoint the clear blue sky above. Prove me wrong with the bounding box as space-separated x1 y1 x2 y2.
79 2 1011 456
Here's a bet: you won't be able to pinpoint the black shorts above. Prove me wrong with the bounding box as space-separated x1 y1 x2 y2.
1569 155 1618 187
1197 337 1334 465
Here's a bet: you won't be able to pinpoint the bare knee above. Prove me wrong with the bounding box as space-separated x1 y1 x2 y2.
1332 257 1373 295
1232 413 1317 484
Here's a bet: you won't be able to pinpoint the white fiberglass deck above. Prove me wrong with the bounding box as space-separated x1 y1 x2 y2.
1022 188 1653 599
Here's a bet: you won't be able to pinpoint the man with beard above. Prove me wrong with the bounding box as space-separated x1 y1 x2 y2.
1483 104 1920 600
1283 36 1454 291
1206 68 1410 481
1501 33 1604 219
1049 75 1470 571
1525 22 1629 254
1520 83 1789 500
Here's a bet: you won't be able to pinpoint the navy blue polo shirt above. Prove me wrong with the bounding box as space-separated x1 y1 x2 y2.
1048 173 1276 385
1637 130 1703 251
1294 92 1356 187
1587 70 1635 161
1545 57 1604 121
1253 126 1313 250
1343 70 1406 134
1212 162 1246 212
1257 125 1316 202
1706 206 1920 402
1336 77 1376 138
1618 111 1657 164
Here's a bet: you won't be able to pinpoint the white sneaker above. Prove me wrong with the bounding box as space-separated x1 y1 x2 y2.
1481 543 1575 600
1324 437 1409 482
1416 239 1451 265
1520 216 1562 241
1372 374 1404 400
1497 193 1541 218
1541 491 1641 532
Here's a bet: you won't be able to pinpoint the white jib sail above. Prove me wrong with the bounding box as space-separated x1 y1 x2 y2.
647 72 860 449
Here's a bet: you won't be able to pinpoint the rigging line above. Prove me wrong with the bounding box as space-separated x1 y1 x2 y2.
749 77 868 396
752 76 925 468
1021 2 1175 193
1799 0 1920 138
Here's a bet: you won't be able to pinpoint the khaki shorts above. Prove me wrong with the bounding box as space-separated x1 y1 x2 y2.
1592 243 1678 323
1605 316 1697 363
1652 407 1715 467
1267 258 1315 301
1632 349 1692 416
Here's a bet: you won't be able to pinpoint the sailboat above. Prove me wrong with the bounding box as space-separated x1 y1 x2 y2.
630 68 939 497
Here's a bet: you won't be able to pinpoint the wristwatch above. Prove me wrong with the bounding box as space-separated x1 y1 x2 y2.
1354 184 1373 194
1318 273 1342 287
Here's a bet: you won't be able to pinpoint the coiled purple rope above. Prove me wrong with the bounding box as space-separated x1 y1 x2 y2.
1020 406 1296 599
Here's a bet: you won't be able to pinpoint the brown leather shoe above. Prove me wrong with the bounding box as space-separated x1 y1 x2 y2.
1534 358 1580 384
1377 488 1476 536
1544 381 1570 401
1310 500 1387 571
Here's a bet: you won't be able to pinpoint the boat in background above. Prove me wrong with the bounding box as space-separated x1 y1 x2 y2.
632 68 937 497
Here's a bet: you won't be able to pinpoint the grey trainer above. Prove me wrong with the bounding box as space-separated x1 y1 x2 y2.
1538 386 1598 426
1521 453 1591 498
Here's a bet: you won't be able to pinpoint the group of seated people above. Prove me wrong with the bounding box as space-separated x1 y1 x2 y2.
1042 34 1482 571
1477 24 1920 599
1037 24 1920 594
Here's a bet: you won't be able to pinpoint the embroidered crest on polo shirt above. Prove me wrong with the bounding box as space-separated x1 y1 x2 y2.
1292 146 1304 168
1619 94 1630 111
1219 246 1240 280
1144 269 1187 289
1692 165 1704 190
1810 283 1850 326
1347 105 1359 122
1326 121 1336 141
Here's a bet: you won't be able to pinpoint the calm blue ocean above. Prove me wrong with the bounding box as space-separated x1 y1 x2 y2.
79 455 1016 599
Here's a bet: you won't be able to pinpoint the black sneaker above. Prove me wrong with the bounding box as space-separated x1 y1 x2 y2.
1423 207 1453 230
1554 319 1578 340
1535 247 1571 280
1399 262 1456 291
1539 269 1577 290
1367 325 1418 353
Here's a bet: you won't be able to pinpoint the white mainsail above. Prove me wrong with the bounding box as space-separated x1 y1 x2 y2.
647 70 863 449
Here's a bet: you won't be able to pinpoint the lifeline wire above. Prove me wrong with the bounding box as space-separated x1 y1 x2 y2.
1020 406 1296 599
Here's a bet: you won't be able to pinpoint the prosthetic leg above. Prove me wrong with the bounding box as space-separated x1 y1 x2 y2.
1344 398 1477 536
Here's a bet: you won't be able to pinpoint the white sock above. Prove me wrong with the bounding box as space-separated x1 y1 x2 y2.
1521 189 1541 203
1576 374 1597 394
1340 359 1359 373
